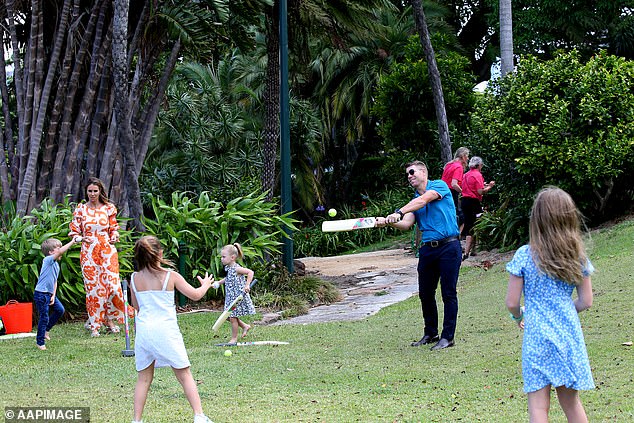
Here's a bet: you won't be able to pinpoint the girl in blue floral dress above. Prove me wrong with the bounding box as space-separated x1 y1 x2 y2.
214 243 255 344
505 187 594 423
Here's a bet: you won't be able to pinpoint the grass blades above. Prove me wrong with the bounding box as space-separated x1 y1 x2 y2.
1 221 633 422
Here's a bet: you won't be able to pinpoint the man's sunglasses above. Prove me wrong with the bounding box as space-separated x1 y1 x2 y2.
407 169 416 176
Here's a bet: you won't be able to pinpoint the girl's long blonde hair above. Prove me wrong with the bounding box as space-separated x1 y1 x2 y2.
529 187 588 285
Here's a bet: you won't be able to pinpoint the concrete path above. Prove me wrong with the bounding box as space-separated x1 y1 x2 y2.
273 249 419 325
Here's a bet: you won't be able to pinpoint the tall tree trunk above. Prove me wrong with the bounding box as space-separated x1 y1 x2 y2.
262 3 280 201
499 0 514 77
5 0 26 196
135 39 181 173
16 0 72 215
112 0 144 232
50 0 102 202
0 33 14 202
411 0 452 164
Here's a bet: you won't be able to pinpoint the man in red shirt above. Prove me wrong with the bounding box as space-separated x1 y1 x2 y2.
441 147 469 234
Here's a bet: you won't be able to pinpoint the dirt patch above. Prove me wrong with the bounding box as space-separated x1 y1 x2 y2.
300 245 514 282
274 245 515 325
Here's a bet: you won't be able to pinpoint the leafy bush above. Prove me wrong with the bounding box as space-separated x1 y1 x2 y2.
373 34 477 158
0 198 133 316
252 260 341 318
0 192 296 314
470 50 634 246
295 188 413 257
142 191 298 299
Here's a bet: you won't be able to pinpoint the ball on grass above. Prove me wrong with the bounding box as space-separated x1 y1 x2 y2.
224 349 232 357
328 208 337 217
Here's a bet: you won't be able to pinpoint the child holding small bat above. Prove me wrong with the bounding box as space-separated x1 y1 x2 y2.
214 243 255 344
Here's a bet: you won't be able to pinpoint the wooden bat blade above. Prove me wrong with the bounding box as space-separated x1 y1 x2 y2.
321 217 377 232
212 294 243 331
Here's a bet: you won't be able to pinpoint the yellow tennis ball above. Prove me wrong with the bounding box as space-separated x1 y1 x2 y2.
224 349 232 357
328 208 337 217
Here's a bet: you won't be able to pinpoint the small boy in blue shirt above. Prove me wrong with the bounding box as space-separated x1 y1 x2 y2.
34 237 79 350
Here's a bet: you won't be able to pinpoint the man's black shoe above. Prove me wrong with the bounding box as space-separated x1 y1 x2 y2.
430 338 455 351
411 335 440 347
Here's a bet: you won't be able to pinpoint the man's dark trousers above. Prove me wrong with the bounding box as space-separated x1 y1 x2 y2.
417 239 462 341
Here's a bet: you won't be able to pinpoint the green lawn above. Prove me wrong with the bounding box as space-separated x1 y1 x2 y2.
1 220 633 422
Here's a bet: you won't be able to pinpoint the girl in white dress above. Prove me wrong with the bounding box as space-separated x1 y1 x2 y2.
130 236 215 423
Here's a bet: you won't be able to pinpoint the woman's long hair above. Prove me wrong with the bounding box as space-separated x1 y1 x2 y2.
134 236 174 272
529 187 587 285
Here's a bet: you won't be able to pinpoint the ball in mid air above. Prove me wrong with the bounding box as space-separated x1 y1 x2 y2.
224 349 232 357
328 208 337 217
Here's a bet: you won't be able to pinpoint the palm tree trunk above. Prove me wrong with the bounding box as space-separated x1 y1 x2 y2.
112 0 144 232
5 0 26 196
499 0 514 76
262 4 280 201
17 0 72 215
135 39 181 172
50 0 102 202
0 33 15 202
411 0 452 164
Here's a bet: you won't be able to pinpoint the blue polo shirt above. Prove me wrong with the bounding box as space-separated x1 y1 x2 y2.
34 255 60 294
412 180 460 242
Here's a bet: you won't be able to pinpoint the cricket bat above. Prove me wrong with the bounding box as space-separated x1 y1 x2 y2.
321 217 377 232
212 279 257 332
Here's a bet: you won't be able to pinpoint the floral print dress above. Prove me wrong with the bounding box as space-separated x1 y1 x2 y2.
69 202 126 331
224 264 255 318
506 245 595 393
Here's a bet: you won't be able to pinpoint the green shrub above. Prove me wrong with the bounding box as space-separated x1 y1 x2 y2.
469 52 634 248
0 198 133 316
470 50 634 246
250 260 341 318
142 191 298 299
295 188 412 257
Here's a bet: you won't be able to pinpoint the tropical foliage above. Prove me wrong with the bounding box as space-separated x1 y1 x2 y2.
0 192 296 314
0 0 241 218
143 191 298 282
0 199 134 316
470 50 634 246
373 34 476 161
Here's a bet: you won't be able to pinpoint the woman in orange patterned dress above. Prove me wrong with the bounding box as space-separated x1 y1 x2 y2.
69 177 126 337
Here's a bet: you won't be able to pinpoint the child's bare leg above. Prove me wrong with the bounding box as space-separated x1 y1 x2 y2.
238 319 251 338
555 386 588 423
173 366 204 415
133 362 155 421
527 386 551 423
229 317 239 343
